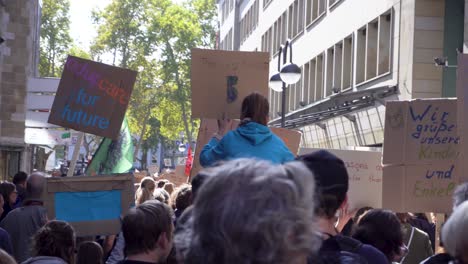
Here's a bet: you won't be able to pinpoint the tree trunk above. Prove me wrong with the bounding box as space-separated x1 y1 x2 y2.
164 41 193 144
134 106 152 161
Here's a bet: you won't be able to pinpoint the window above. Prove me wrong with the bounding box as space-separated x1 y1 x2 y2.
329 0 342 8
325 48 334 96
306 0 326 26
378 13 392 75
301 53 325 106
288 0 305 39
325 35 354 94
220 29 233 50
240 0 260 44
263 0 274 9
356 9 393 84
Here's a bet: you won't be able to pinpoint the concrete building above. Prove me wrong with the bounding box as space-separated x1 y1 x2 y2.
217 0 464 148
0 0 41 179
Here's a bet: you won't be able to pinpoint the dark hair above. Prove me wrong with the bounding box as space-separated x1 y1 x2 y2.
191 172 210 200
76 241 103 264
33 220 76 264
240 92 269 125
296 150 349 219
0 182 15 204
352 209 403 261
122 200 173 256
13 171 27 185
174 185 192 211
158 180 168 188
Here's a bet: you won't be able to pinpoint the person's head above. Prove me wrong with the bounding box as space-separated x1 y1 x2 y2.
76 241 104 264
163 182 175 195
173 185 192 212
25 172 46 201
157 180 168 188
13 171 28 187
33 220 76 264
352 209 405 262
122 200 174 263
136 177 156 206
0 195 4 216
453 182 468 210
442 200 468 264
353 206 373 224
240 92 269 125
154 188 170 205
296 150 349 219
0 248 15 264
190 172 211 200
0 182 17 206
175 159 318 264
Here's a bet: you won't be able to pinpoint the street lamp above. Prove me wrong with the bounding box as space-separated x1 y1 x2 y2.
269 39 302 127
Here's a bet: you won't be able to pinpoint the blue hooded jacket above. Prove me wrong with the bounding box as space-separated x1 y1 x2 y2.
200 122 295 167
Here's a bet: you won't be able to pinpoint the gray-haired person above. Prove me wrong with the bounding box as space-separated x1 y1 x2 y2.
442 200 468 264
453 182 468 210
175 159 319 264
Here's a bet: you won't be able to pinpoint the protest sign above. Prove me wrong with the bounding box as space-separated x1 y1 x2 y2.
190 118 302 177
457 54 468 184
48 56 137 139
382 99 459 213
191 49 269 119
43 174 134 236
299 148 383 210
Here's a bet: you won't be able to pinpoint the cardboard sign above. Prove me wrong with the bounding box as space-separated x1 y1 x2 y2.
456 54 468 184
43 174 134 236
382 99 460 213
383 99 458 165
299 148 383 210
190 119 302 177
48 56 137 139
191 49 269 119
382 164 457 213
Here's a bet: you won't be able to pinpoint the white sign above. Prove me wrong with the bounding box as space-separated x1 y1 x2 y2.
25 128 71 145
299 148 383 210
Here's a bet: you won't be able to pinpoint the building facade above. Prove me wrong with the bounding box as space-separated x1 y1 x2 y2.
217 0 465 149
0 0 41 179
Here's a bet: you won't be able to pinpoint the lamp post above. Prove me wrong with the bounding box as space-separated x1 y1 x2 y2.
269 39 302 127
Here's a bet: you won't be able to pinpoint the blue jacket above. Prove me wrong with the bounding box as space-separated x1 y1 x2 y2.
200 122 295 167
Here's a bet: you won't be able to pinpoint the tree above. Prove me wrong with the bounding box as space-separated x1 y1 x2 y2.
146 0 217 144
90 0 148 68
39 0 72 77
82 134 101 159
92 0 218 161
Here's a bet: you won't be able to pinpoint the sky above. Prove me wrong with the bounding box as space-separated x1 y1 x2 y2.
69 0 112 50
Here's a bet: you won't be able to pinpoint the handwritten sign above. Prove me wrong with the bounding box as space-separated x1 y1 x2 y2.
383 99 459 164
191 49 269 119
48 56 137 139
382 99 459 213
190 118 301 178
299 148 383 210
456 54 468 184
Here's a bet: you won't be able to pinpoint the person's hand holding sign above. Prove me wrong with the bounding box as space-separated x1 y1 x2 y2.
214 115 232 140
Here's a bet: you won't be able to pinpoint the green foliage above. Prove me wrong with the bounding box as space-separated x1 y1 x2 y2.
92 0 217 160
39 0 72 77
68 45 92 60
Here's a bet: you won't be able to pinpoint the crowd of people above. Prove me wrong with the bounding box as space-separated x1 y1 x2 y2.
0 93 466 264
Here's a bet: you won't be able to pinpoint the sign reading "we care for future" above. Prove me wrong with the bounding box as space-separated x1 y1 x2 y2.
48 56 137 139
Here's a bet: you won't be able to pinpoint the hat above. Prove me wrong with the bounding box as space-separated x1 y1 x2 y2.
296 150 349 197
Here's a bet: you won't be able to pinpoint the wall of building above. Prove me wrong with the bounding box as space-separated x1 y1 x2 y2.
0 0 40 178
218 0 456 149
